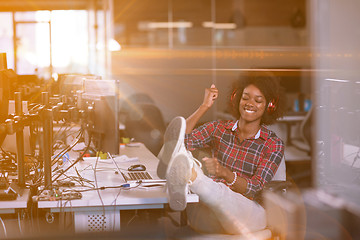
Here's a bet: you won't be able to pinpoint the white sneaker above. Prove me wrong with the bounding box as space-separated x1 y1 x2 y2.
157 116 187 179
166 150 202 212
166 152 193 211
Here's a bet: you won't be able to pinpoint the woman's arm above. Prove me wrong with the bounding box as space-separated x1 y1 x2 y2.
202 138 284 196
203 157 248 194
186 84 218 134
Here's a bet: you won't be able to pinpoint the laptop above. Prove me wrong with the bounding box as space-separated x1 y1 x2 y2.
108 153 166 184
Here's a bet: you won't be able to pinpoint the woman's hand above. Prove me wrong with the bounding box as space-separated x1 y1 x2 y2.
202 84 218 108
203 156 246 193
185 84 218 134
202 156 227 178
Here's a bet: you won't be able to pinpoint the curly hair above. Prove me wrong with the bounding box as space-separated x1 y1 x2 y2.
229 72 286 125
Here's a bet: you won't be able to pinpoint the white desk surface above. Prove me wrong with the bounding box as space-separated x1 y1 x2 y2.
278 115 306 122
37 143 199 211
0 189 30 214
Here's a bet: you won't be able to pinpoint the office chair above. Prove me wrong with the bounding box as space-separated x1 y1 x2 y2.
128 92 155 104
124 103 166 156
120 92 155 113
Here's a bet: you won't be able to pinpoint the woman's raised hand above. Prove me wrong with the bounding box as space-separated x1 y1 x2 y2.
202 84 218 108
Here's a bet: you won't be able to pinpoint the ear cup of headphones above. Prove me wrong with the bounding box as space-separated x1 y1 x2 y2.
267 98 278 113
230 89 238 108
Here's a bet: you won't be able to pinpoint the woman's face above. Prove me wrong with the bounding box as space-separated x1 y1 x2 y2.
239 84 266 123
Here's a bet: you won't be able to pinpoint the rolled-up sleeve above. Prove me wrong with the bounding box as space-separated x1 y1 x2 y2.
185 121 217 151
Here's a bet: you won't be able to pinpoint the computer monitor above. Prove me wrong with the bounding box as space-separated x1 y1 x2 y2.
0 53 10 146
58 74 101 96
80 80 120 155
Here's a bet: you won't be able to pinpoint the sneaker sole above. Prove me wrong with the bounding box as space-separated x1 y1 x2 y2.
166 153 191 211
157 116 186 179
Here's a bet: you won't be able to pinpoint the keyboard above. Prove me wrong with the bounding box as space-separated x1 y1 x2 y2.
122 171 153 181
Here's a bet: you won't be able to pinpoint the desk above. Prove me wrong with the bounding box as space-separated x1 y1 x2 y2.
0 189 31 239
0 189 30 214
277 113 306 146
36 143 198 233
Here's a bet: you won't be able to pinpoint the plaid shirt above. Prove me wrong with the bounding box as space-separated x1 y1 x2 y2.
185 120 284 199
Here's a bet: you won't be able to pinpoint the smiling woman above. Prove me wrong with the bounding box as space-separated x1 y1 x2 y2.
163 72 288 235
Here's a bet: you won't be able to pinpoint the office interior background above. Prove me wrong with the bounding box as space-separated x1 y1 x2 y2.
0 0 359 239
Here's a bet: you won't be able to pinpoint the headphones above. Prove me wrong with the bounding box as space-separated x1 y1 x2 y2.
230 89 238 108
231 88 279 114
267 96 279 114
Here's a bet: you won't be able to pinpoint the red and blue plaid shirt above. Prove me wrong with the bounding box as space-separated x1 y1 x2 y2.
185 120 284 199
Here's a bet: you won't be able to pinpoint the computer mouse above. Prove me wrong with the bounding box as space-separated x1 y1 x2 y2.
128 164 146 171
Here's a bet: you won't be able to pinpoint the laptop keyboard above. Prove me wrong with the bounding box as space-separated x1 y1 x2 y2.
126 171 153 181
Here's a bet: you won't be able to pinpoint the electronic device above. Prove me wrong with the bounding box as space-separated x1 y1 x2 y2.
58 73 101 97
0 175 20 201
108 154 165 184
267 97 279 114
1 100 31 155
80 79 120 155
0 53 11 146
128 164 146 171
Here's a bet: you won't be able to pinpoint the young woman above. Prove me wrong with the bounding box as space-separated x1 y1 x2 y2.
166 74 286 235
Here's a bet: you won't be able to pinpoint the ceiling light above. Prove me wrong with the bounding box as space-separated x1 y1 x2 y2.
202 21 237 29
138 21 193 30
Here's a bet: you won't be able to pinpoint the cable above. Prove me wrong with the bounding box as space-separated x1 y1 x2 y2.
111 187 122 232
62 183 137 193
45 134 92 191
51 129 83 167
17 212 23 236
93 153 106 231
0 147 17 162
52 122 71 142
351 147 360 167
126 209 139 226
58 172 94 188
0 216 7 238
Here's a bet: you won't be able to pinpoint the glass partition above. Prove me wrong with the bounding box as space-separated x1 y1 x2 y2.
312 0 360 210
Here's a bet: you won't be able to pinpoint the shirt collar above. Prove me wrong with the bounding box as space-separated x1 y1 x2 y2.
229 120 268 140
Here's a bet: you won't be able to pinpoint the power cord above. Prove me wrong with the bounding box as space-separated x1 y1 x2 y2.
351 147 360 167
0 216 7 238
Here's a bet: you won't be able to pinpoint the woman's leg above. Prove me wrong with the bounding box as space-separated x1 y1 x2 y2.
188 167 267 235
186 201 228 234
